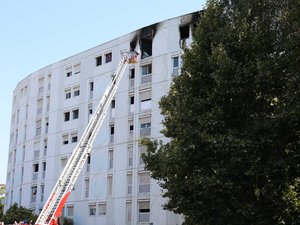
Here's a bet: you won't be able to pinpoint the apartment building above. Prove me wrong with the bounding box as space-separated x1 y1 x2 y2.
5 11 200 225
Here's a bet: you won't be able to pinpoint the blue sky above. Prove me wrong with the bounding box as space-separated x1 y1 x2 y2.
0 0 206 184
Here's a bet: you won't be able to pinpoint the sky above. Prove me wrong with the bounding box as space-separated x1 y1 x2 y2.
0 0 206 184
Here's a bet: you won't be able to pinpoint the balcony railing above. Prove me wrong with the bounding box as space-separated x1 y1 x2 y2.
140 127 151 137
139 213 150 223
141 74 152 84
32 172 38 180
139 184 150 193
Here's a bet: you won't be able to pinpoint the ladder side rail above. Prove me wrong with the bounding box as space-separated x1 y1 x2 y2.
35 144 84 224
36 54 130 225
64 60 128 194
52 58 128 209
47 58 128 223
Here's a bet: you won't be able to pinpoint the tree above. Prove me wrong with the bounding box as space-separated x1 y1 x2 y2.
142 0 300 224
0 201 3 221
63 217 74 225
2 203 38 224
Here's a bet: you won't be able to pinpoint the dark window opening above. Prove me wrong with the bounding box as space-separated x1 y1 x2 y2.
110 126 114 135
179 24 190 39
64 112 70 122
105 52 112 63
96 56 102 66
111 100 115 109
130 125 134 131
72 136 78 143
140 37 152 59
66 71 72 77
33 164 39 172
72 109 79 119
90 82 94 91
129 69 135 79
130 96 134 104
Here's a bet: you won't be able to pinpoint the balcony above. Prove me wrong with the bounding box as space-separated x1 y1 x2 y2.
141 75 152 84
32 172 38 181
140 127 151 137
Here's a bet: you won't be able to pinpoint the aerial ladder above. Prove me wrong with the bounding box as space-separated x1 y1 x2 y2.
35 50 138 225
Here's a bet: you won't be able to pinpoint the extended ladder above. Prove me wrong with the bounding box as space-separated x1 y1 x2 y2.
35 50 138 225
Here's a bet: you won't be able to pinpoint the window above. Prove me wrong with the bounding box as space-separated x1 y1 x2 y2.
67 205 74 217
44 139 48 156
66 67 72 77
141 64 152 75
74 63 81 74
22 145 26 162
139 173 150 193
73 86 80 97
140 145 147 165
72 109 79 119
138 201 150 222
21 166 24 182
45 118 49 134
85 178 90 198
65 89 71 99
61 157 68 169
64 111 70 122
127 174 132 195
140 122 151 136
89 81 94 99
128 147 133 167
141 64 152 84
96 56 102 66
108 150 113 169
31 186 37 203
40 184 45 202
140 90 152 111
129 68 135 88
37 98 43 115
98 203 106 215
38 78 44 94
19 188 22 205
46 96 50 112
180 24 190 39
129 124 134 132
107 176 112 196
172 56 180 76
42 162 46 179
130 96 134 104
105 52 112 63
71 131 78 143
36 120 42 136
88 204 96 216
111 100 115 118
129 123 134 140
110 125 114 143
129 68 135 79
62 134 69 145
129 96 134 113
126 202 132 223
88 104 93 121
140 29 153 59
86 155 91 173
111 99 115 109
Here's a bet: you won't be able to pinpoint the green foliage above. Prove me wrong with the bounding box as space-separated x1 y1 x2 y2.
142 0 300 224
63 217 74 225
2 203 38 224
0 186 5 196
0 201 3 221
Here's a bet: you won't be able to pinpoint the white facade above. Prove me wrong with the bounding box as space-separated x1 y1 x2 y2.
5 12 199 225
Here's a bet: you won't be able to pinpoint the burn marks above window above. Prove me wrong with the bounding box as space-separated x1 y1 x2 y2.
130 24 158 60
179 11 201 48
